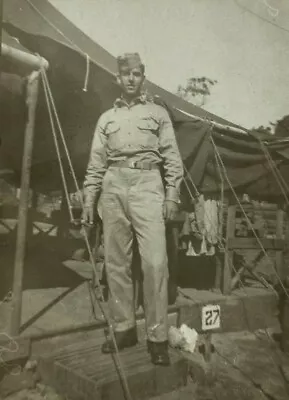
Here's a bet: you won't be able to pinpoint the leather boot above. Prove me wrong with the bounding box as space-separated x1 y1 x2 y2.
101 327 138 354
147 340 170 366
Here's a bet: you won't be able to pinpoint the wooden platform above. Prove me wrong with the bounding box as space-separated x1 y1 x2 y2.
178 287 279 333
37 340 188 400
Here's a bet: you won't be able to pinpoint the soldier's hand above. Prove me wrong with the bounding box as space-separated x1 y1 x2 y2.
163 200 178 222
81 204 95 226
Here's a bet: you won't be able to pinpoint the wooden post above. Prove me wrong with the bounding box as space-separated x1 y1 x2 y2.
223 202 236 294
214 249 223 290
26 189 37 241
0 1 3 76
0 1 3 58
276 206 285 284
203 332 213 362
10 71 40 336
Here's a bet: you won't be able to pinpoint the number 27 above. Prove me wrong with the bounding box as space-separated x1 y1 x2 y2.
205 308 220 326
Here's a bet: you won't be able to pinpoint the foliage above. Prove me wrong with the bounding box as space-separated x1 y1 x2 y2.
253 116 289 136
274 115 289 137
252 124 275 134
176 76 217 107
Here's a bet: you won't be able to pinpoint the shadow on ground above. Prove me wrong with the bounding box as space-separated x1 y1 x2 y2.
0 235 85 301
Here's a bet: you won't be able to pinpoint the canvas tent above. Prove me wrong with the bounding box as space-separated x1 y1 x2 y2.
2 0 289 339
1 0 289 203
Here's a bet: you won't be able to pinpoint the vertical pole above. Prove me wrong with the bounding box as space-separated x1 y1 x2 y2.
214 249 222 290
10 71 40 336
276 206 285 284
223 201 236 295
0 0 3 55
0 0 3 72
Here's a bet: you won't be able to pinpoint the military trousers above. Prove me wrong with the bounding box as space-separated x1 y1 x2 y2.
99 166 169 342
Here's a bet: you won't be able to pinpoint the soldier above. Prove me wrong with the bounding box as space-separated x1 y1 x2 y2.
82 53 183 366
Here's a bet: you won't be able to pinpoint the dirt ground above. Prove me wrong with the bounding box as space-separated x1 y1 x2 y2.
152 330 289 400
1 330 289 400
1 217 289 399
2 385 64 400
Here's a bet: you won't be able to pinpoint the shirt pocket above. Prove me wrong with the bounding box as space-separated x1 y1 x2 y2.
137 117 159 148
105 121 122 151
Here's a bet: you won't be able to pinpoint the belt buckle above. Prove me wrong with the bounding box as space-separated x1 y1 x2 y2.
129 160 136 169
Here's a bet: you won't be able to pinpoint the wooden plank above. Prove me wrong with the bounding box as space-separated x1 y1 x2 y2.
37 341 188 400
227 237 285 250
178 291 279 333
235 203 278 211
29 312 178 358
235 210 278 218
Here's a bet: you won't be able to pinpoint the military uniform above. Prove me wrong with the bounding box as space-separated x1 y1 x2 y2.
84 66 183 345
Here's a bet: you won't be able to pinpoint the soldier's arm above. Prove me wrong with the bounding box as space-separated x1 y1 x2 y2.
158 108 184 203
83 113 108 207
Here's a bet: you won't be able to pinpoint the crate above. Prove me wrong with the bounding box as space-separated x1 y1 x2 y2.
37 340 188 400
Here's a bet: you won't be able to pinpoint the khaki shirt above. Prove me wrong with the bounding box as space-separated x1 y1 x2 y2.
84 96 183 206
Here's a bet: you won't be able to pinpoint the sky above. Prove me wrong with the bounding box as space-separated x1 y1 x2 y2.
50 0 289 129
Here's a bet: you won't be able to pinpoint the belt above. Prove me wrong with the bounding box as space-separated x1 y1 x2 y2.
108 160 159 170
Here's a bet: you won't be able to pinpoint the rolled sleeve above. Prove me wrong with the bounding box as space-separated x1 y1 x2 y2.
83 114 108 206
158 108 183 203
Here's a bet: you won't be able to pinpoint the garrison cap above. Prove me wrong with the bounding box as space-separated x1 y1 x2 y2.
117 53 145 71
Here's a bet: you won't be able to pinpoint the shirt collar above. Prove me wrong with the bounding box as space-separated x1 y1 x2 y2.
113 92 154 109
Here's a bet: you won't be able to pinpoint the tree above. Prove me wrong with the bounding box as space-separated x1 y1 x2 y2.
176 76 217 107
274 115 289 137
252 123 275 134
253 116 289 136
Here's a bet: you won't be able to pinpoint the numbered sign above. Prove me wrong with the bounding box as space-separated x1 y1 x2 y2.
202 304 221 331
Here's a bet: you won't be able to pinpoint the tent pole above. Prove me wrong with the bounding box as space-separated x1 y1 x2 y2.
0 0 3 69
10 70 40 336
174 106 249 136
1 44 49 70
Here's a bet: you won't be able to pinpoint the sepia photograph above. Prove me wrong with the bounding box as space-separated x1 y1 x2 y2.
1 1 289 399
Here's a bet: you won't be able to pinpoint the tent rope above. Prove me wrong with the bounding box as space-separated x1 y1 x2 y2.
182 124 225 248
183 163 200 197
41 72 74 222
24 0 113 77
182 156 277 295
258 139 289 205
25 0 84 54
83 53 90 92
212 136 277 292
210 135 289 301
40 69 133 400
41 71 83 197
41 69 113 291
214 144 225 243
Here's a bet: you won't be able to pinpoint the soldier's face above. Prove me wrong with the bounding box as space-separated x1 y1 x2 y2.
117 66 145 97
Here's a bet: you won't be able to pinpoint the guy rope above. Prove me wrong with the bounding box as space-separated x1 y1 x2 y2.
40 67 133 400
